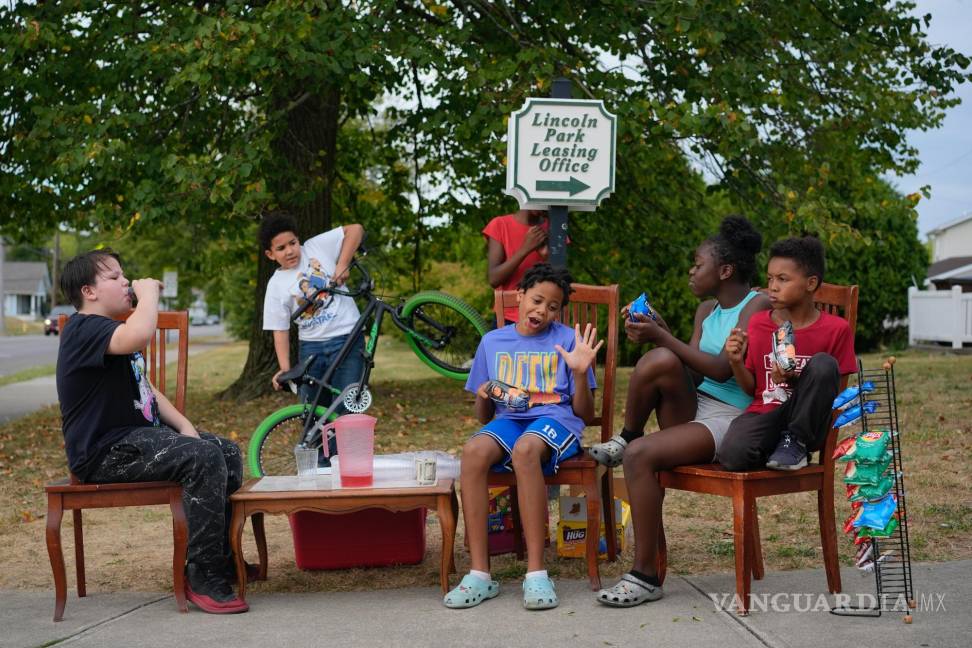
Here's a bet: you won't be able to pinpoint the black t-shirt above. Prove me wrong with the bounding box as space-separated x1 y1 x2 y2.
56 313 161 480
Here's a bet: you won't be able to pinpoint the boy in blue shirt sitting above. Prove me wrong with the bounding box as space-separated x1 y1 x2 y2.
444 264 602 611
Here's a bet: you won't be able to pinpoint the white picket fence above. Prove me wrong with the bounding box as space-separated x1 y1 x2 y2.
908 285 972 348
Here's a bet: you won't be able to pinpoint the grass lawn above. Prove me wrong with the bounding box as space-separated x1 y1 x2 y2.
0 338 970 595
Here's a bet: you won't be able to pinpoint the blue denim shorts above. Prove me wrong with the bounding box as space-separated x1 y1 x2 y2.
473 416 580 476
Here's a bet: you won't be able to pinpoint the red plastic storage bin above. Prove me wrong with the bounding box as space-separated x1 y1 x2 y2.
289 508 427 570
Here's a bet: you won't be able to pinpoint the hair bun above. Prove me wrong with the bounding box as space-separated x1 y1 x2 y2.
720 216 762 256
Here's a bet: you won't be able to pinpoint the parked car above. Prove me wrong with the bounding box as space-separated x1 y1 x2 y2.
205 314 220 325
44 305 77 336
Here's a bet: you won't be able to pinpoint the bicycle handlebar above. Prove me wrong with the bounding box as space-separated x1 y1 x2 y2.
290 256 373 323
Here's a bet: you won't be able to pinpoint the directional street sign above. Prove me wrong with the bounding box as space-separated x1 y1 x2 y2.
505 98 616 211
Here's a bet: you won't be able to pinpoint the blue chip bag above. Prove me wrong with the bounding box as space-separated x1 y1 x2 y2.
832 381 875 411
628 292 657 322
833 401 879 429
852 494 897 531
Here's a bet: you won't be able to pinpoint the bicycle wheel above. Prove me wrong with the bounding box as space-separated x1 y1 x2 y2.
400 291 489 380
247 404 335 477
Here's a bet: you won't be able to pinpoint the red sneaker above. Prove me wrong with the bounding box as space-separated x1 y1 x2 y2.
185 563 249 614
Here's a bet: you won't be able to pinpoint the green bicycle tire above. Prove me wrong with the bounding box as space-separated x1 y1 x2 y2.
247 404 335 477
400 291 489 380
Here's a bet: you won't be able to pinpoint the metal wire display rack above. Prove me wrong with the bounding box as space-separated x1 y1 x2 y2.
831 357 915 621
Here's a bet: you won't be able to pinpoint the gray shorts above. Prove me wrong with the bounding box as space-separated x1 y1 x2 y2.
692 392 745 460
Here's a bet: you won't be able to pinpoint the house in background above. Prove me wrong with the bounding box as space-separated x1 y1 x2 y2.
926 213 972 292
910 213 972 348
2 261 51 319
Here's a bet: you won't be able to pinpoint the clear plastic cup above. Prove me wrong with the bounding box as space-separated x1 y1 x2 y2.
294 446 318 477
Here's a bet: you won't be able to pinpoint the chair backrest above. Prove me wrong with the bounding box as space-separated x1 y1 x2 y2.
493 284 620 442
59 310 190 414
811 283 859 467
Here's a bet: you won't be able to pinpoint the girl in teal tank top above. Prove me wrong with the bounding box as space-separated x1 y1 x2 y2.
594 216 771 609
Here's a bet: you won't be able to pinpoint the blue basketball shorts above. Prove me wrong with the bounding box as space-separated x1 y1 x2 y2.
473 416 580 476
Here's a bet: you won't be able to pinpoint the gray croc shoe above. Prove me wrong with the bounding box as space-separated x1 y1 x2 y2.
444 574 499 609
597 573 664 607
589 434 628 468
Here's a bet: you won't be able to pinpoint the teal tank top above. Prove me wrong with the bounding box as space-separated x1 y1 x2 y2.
697 290 760 410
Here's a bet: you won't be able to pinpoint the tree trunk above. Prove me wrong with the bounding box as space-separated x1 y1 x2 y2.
220 88 341 401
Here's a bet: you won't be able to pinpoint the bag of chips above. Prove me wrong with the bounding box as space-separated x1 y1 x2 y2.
832 435 857 461
856 516 899 539
833 401 879 429
628 292 657 322
838 428 891 461
772 320 797 372
846 475 895 502
842 453 893 485
852 494 897 531
832 381 875 410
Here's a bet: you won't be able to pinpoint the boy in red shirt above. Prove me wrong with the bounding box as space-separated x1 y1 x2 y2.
720 236 857 470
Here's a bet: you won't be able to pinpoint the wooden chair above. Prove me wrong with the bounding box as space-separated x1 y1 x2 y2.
656 283 859 614
490 284 620 590
46 311 191 621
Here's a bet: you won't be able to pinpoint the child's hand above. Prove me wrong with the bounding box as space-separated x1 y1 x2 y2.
476 381 492 400
725 327 748 365
770 359 796 385
555 323 604 372
131 278 163 304
520 225 547 253
624 312 665 344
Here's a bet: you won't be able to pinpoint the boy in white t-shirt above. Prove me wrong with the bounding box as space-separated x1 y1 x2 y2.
260 212 365 421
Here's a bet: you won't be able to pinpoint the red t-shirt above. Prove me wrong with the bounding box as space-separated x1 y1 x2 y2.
743 309 857 414
482 214 550 323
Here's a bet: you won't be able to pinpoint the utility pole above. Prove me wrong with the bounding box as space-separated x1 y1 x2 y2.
51 229 60 307
547 77 572 269
0 237 6 336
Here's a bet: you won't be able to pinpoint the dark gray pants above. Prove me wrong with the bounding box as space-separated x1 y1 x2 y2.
717 353 840 471
87 426 243 569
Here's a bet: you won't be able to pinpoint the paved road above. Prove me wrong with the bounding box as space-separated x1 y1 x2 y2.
0 324 226 378
0 324 230 424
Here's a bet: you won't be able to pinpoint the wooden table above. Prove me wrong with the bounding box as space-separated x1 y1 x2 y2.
229 478 458 601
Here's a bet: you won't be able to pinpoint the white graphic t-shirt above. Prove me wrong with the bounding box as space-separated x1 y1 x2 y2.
262 227 360 341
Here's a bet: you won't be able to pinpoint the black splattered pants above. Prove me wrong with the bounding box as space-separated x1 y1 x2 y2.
86 426 243 571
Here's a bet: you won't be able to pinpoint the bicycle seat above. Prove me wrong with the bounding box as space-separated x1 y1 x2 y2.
277 354 315 386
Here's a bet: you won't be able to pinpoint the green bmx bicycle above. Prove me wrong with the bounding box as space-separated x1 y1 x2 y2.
247 252 489 477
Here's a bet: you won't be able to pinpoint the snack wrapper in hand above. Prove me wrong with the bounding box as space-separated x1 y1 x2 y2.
772 320 797 372
838 428 891 461
852 494 897 531
484 379 529 412
832 381 875 411
628 292 657 322
833 401 879 429
846 475 895 502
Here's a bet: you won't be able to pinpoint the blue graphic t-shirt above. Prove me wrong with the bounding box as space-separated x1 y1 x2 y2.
465 321 597 439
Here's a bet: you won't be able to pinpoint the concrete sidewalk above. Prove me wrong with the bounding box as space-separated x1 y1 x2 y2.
3 561 965 648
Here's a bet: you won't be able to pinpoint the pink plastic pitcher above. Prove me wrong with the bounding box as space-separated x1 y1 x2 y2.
321 414 376 488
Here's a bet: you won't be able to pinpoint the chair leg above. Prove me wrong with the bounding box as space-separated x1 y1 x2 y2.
252 513 268 581
656 523 668 586
510 486 525 560
46 494 67 622
601 469 618 561
731 485 753 615
749 499 764 581
169 491 188 613
818 485 842 594
72 510 86 598
584 472 602 591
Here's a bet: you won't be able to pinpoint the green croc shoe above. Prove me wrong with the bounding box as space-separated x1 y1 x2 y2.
522 575 559 610
443 574 499 609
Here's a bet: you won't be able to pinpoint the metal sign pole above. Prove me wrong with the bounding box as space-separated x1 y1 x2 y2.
547 77 572 270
